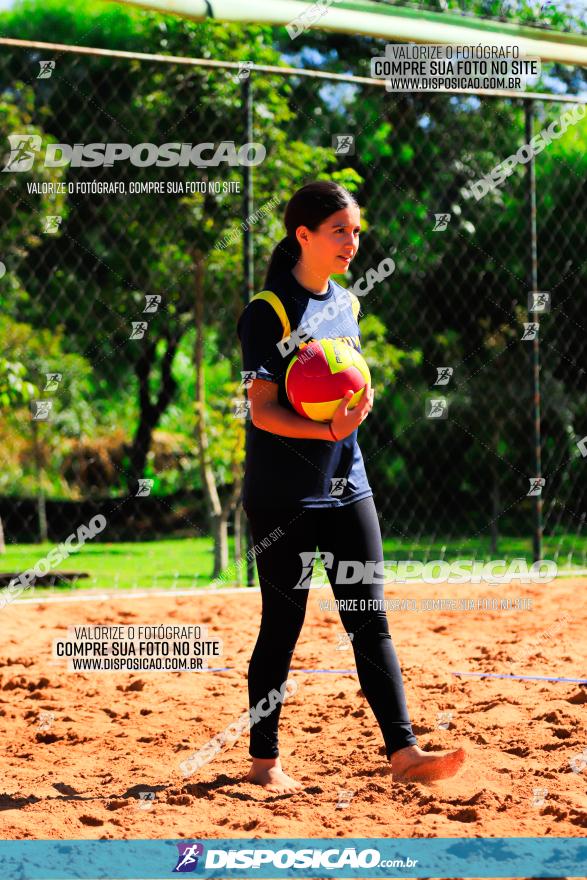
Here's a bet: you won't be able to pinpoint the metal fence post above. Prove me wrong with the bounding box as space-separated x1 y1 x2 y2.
242 70 256 587
524 98 543 563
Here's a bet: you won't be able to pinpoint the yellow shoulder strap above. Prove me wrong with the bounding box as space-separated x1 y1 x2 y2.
249 288 358 337
249 290 291 340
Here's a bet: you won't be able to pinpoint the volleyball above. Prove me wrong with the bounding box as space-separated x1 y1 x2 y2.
285 338 371 422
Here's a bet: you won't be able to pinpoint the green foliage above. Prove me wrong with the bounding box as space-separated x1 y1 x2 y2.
0 84 69 315
0 317 95 496
0 357 36 409
0 0 145 48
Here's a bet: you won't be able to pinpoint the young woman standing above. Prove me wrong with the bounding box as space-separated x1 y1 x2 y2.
237 181 466 793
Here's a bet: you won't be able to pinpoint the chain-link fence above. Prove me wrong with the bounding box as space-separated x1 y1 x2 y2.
1 37 586 584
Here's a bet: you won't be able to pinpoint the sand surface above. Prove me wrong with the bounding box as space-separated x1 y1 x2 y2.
1 576 585 872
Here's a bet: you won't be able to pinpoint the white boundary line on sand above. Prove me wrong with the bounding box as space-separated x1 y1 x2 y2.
9 585 261 605
6 567 587 606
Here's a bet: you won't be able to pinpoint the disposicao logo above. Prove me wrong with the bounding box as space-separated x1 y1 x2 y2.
173 842 205 873
2 135 266 171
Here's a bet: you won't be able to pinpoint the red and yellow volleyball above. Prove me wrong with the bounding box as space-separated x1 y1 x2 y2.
285 338 371 422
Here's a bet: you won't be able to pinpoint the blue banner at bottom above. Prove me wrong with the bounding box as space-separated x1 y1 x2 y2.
0 837 586 879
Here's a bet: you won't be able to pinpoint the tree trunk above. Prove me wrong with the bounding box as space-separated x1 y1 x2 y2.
191 247 229 578
0 516 5 554
31 418 48 543
126 332 179 495
490 426 500 556
191 248 246 582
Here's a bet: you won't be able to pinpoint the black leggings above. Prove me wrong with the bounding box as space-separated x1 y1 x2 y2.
245 496 418 761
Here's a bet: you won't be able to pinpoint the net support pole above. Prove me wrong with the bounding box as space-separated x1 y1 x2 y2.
525 99 543 563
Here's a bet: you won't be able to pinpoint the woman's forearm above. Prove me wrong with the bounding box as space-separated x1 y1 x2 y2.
253 402 334 441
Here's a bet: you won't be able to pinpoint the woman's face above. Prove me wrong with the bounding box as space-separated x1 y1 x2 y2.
296 203 361 276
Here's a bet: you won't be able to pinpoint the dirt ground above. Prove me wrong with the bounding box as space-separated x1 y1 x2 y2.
1 574 585 872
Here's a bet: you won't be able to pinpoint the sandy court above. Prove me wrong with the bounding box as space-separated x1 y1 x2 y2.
0 575 585 859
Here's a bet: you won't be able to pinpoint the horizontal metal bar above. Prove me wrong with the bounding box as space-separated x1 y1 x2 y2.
110 0 587 65
0 36 585 102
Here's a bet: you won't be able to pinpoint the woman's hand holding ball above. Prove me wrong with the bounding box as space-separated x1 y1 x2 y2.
329 381 374 441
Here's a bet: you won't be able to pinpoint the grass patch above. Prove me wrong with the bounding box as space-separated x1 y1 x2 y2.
1 533 585 600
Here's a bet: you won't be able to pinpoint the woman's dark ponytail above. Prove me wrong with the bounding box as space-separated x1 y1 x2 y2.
263 235 300 289
263 181 359 289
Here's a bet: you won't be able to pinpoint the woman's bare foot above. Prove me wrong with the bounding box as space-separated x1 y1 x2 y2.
390 744 466 782
245 757 303 793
